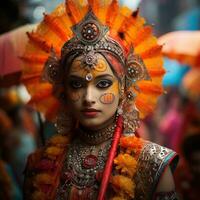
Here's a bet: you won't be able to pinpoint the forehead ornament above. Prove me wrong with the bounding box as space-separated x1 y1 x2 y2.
85 73 93 82
61 11 126 71
82 50 98 71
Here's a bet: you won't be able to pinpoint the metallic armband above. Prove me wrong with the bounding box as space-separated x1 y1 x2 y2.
154 191 179 200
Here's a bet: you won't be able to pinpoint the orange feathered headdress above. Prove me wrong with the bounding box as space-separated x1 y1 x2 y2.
21 0 165 121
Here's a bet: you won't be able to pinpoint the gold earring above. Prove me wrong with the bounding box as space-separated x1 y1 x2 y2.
55 108 75 134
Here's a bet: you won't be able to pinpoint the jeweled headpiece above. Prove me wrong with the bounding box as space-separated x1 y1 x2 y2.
62 11 125 68
21 0 165 124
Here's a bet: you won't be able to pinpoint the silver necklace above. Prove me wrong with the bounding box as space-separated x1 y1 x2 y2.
79 123 116 145
65 139 112 189
56 139 113 200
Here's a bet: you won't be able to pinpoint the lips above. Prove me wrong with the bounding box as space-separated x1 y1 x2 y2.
81 108 101 117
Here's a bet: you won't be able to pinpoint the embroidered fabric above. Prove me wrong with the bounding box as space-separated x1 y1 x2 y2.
134 142 179 200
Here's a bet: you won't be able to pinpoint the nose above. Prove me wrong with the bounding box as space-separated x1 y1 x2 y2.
83 86 96 106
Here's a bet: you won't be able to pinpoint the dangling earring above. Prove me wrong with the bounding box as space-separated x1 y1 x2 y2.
55 108 75 134
117 81 125 116
116 83 140 136
120 46 150 136
121 90 140 136
55 91 75 134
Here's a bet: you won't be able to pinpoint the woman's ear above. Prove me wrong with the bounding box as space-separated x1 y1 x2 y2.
118 75 126 100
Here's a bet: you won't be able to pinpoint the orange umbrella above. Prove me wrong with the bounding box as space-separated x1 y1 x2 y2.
0 24 36 76
158 31 200 68
158 31 200 97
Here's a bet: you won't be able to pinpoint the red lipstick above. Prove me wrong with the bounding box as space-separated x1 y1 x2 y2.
81 108 100 118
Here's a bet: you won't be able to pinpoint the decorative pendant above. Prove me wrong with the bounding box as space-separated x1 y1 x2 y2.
62 170 74 183
83 155 98 169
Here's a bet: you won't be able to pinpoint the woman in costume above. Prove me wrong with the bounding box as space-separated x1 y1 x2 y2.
22 1 178 199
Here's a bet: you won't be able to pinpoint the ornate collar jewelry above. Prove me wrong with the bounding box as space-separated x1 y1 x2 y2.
78 122 117 145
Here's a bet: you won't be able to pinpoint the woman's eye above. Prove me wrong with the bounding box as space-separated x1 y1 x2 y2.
96 80 112 89
69 80 83 89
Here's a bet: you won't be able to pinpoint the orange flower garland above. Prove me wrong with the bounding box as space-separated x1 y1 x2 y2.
110 135 144 200
25 134 71 200
110 175 136 199
25 132 144 200
114 153 137 177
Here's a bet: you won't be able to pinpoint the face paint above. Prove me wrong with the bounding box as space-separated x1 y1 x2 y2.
70 60 82 73
94 58 107 72
65 53 120 130
69 91 81 102
100 93 115 104
109 81 119 95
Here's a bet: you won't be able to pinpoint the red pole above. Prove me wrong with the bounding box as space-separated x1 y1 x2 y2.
97 116 123 200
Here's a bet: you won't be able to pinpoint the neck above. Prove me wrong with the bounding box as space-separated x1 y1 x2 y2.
78 116 117 145
80 115 116 131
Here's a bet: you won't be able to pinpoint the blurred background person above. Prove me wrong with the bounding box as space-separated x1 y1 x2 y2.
0 109 22 200
175 129 200 200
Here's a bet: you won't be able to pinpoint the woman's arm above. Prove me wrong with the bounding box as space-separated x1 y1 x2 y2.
154 166 178 200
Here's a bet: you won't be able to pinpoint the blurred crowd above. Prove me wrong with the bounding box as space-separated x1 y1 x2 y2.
0 0 200 199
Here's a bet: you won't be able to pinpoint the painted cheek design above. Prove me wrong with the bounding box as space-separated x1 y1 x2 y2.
100 93 115 104
110 81 119 95
70 60 82 73
69 91 81 102
71 60 88 77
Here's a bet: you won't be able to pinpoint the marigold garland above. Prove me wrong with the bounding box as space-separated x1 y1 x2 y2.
111 135 144 200
114 153 137 177
44 146 64 159
34 173 54 186
110 175 136 198
48 134 70 147
120 135 144 154
25 132 144 200
25 134 71 200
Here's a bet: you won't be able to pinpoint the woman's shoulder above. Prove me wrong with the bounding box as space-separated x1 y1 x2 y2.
23 134 70 200
137 138 179 171
134 137 179 199
120 135 178 168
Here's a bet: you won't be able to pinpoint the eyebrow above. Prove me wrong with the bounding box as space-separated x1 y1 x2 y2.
68 74 114 80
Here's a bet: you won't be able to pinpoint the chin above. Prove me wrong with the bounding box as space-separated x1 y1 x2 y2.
81 120 102 129
79 117 105 129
